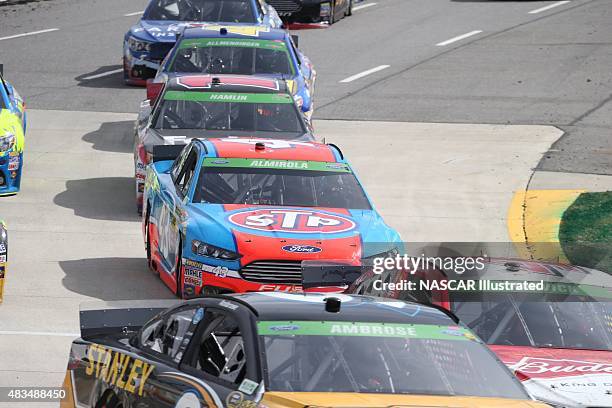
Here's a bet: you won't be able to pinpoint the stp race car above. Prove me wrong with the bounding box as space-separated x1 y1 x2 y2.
134 74 313 212
154 25 316 118
141 137 401 298
0 65 26 195
347 257 612 408
61 293 549 408
123 0 283 84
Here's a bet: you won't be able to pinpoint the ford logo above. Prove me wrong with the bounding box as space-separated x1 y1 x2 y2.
282 245 322 253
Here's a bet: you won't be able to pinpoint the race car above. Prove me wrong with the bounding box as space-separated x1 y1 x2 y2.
142 137 402 298
347 257 612 408
153 24 316 118
134 74 313 212
267 0 352 24
123 0 283 85
0 65 26 195
61 293 549 408
0 221 7 303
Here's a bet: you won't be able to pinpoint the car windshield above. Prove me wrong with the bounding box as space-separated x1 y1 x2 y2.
170 38 294 76
259 320 529 399
154 91 305 133
454 295 612 351
144 0 256 23
193 159 372 209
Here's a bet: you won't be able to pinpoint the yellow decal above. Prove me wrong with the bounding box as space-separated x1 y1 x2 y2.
0 109 25 154
85 344 155 397
201 25 270 37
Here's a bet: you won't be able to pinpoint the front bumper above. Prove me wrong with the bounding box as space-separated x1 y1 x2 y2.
270 0 332 22
179 257 343 298
0 151 22 195
123 41 174 83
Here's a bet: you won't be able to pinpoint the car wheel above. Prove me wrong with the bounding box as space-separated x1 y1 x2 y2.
174 239 183 298
346 0 353 16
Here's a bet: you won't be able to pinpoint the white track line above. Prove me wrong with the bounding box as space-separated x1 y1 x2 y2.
528 1 570 14
339 64 390 83
436 30 483 47
0 28 59 41
353 2 377 11
82 68 124 81
124 10 144 16
0 330 79 337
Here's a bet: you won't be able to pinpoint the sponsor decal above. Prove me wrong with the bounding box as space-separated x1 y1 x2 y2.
0 243 6 254
228 209 356 234
257 321 476 341
192 308 204 324
508 357 612 379
85 344 155 397
164 90 291 104
269 325 300 332
181 38 287 52
0 255 5 263
238 378 259 395
282 244 322 253
202 157 350 173
8 156 19 171
200 25 270 37
258 284 302 292
226 391 257 408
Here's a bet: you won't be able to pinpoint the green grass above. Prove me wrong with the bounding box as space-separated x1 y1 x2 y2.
559 191 612 273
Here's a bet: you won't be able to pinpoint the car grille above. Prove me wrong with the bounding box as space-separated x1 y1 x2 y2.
268 0 302 15
240 260 302 283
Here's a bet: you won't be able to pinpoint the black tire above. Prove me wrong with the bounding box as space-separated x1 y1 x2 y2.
174 239 183 298
346 0 353 16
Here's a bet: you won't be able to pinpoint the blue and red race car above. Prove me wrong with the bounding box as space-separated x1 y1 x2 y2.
154 24 316 118
142 137 401 298
0 65 26 195
123 0 283 85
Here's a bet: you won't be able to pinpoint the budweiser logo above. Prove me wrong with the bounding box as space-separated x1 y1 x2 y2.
508 357 612 379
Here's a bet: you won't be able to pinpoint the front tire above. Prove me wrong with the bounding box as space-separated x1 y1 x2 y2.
346 0 353 16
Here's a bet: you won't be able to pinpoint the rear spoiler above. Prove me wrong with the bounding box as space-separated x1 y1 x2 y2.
301 261 363 290
79 300 181 339
152 144 184 163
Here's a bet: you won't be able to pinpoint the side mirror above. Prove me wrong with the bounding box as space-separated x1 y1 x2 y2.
146 80 163 105
291 35 299 48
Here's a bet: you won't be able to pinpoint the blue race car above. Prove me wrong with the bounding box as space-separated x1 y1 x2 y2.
154 24 317 118
0 65 26 195
123 0 283 85
142 137 402 298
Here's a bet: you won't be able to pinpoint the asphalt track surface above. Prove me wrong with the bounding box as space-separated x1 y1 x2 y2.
0 0 611 399
0 0 611 174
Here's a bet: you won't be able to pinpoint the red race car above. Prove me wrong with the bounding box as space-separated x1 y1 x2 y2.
347 257 612 407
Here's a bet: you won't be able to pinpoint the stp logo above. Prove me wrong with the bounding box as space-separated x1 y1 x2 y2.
228 209 356 234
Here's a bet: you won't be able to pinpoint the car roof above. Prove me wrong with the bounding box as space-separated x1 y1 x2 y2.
200 138 345 163
166 74 288 94
182 24 287 41
229 293 457 324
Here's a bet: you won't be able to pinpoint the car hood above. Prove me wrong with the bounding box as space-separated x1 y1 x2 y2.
491 345 612 407
130 20 188 42
143 128 313 147
185 204 400 265
259 392 548 408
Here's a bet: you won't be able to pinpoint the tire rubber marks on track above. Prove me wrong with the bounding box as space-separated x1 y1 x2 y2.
528 1 571 15
0 28 59 41
339 65 390 83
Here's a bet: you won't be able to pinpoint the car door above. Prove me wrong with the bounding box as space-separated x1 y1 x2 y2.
158 145 198 275
179 301 262 407
136 305 204 407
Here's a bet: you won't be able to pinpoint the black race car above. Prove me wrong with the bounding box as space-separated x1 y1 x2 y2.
269 0 352 25
61 291 543 407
